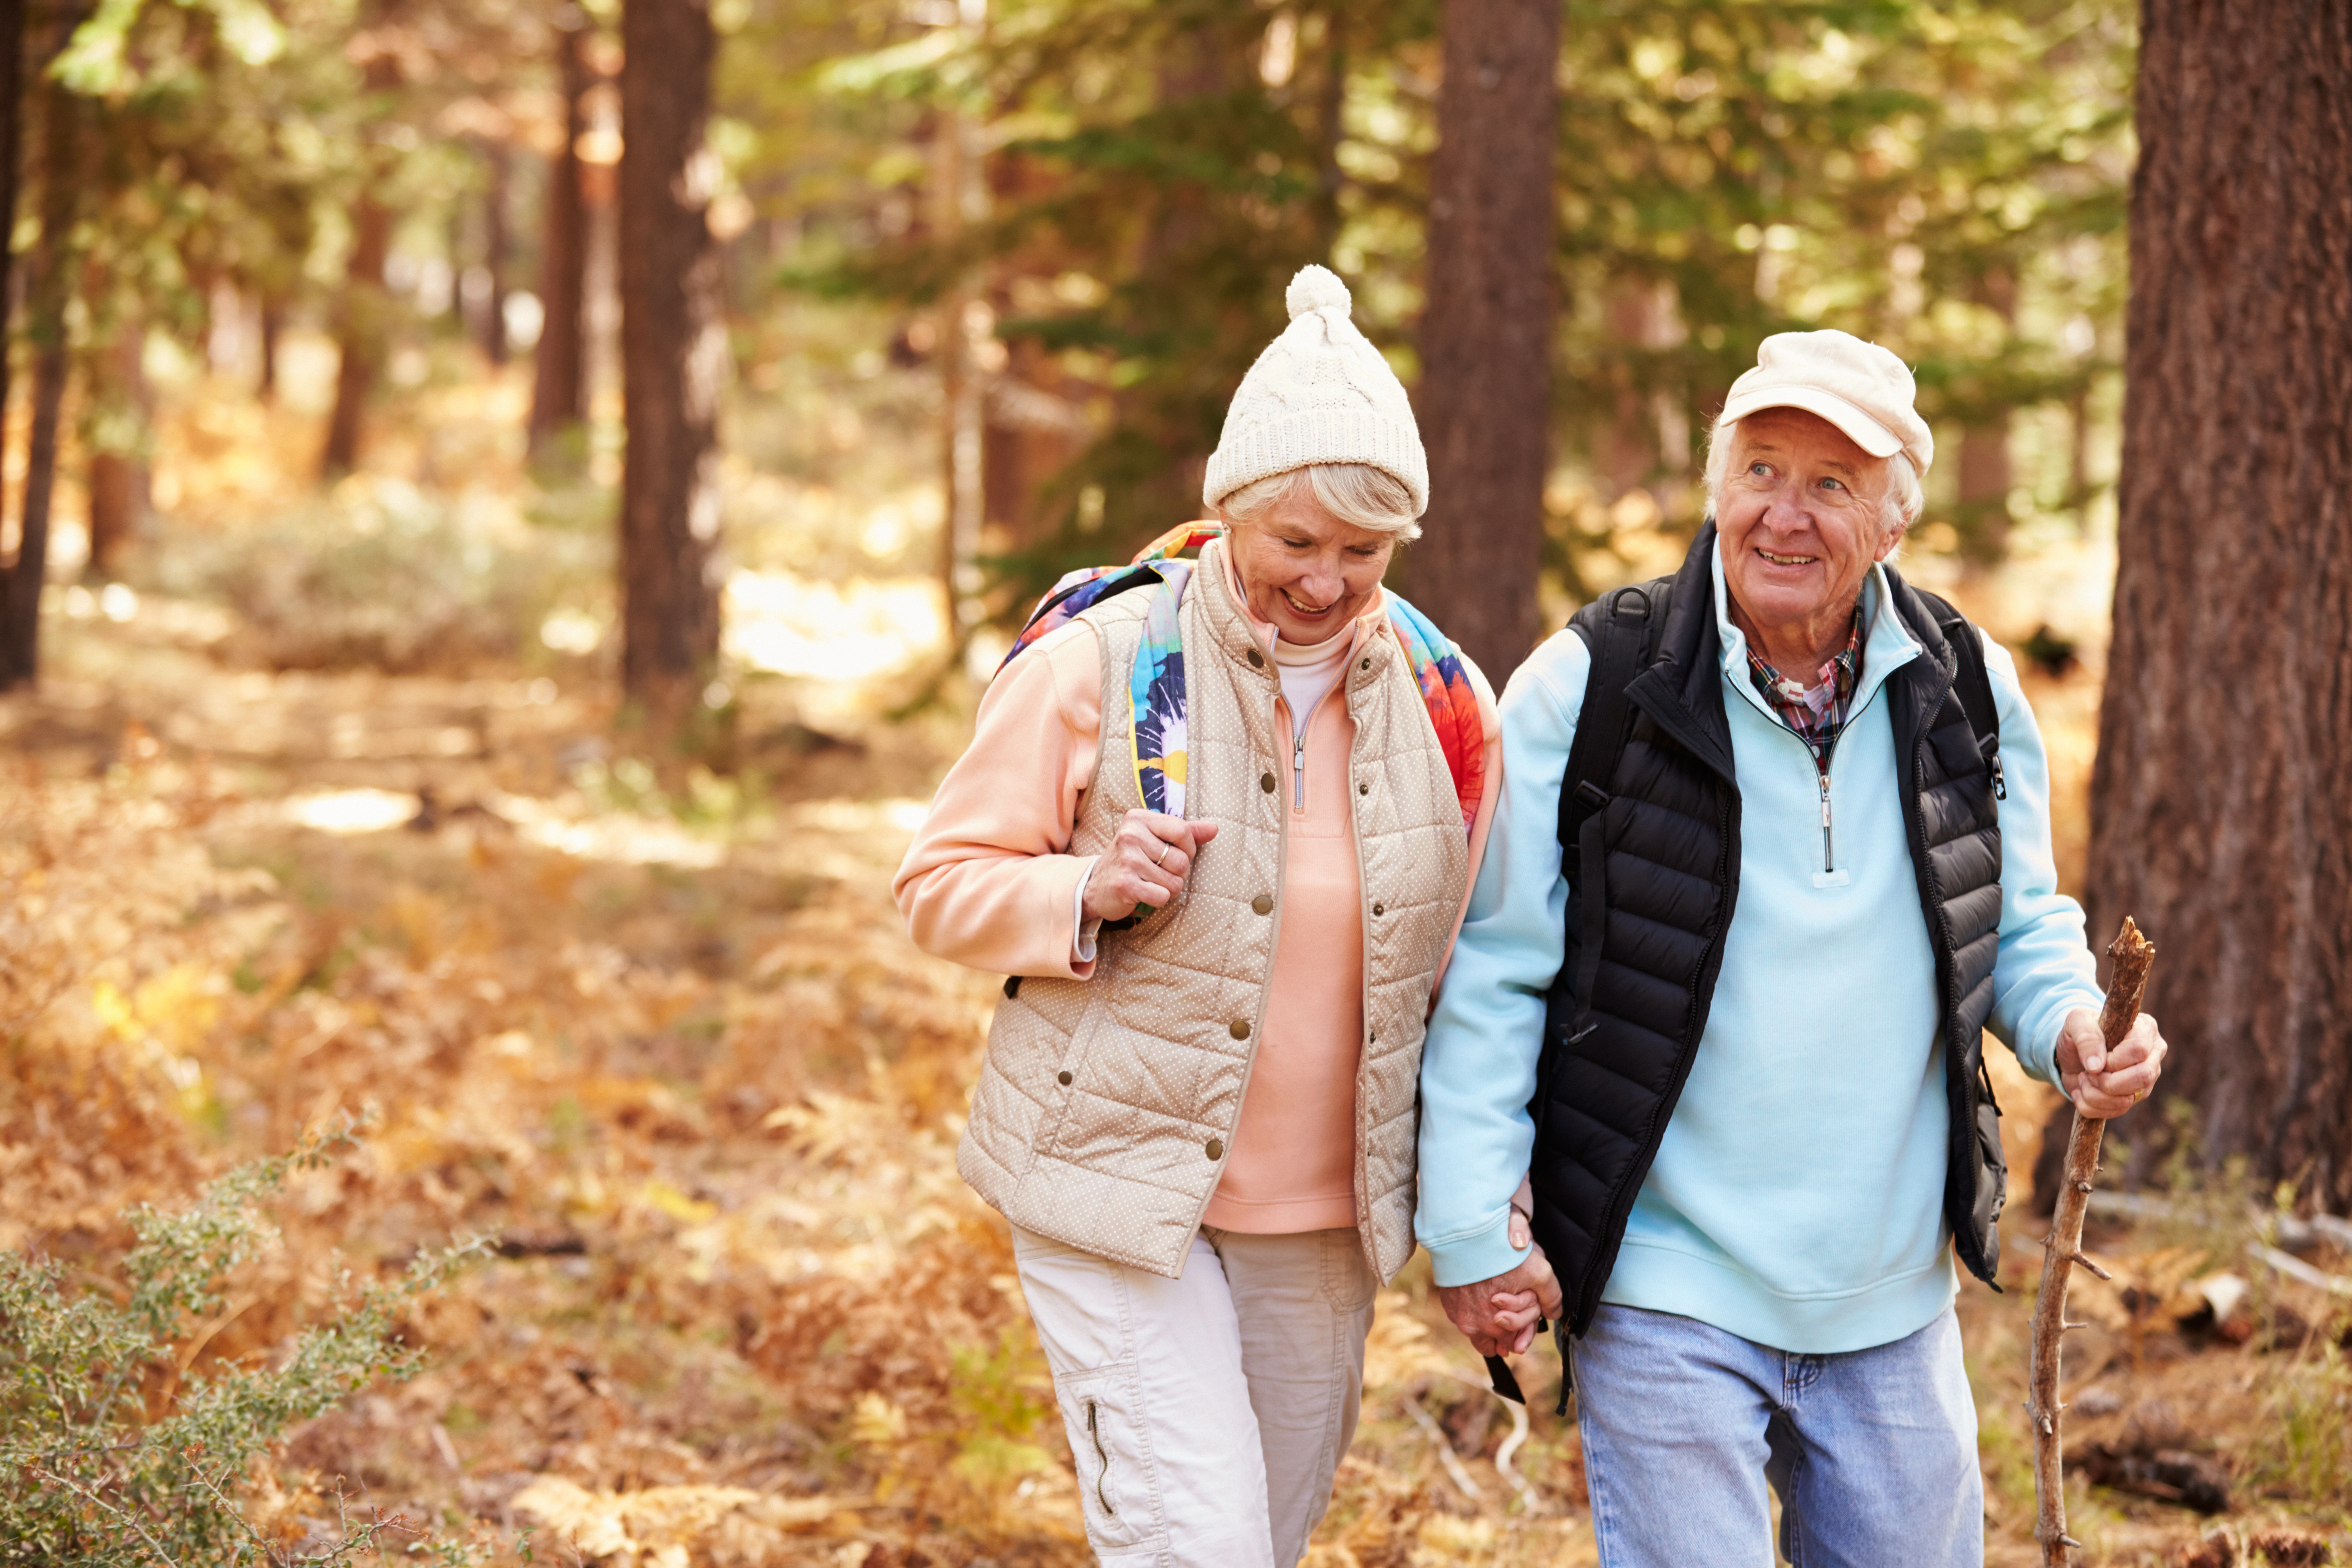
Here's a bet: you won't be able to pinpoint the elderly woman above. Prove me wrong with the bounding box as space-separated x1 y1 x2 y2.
1414 330 2167 1566
895 265 1500 1568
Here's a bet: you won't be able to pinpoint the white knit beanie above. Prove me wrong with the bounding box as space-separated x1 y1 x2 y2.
1202 265 1429 516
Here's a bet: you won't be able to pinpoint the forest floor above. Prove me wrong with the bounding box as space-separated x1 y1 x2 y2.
4 513 2348 1567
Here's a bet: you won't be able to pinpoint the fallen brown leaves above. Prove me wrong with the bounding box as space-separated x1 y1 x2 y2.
3 644 2347 1566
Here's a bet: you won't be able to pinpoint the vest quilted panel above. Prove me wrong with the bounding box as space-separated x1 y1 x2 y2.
1527 528 2010 1334
957 541 1468 1281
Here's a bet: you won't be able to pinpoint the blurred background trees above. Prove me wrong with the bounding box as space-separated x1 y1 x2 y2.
0 0 2142 689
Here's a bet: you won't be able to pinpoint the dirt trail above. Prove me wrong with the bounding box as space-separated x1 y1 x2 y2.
3 608 2342 1568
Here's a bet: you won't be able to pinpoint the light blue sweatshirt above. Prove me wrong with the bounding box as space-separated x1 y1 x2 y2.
1415 546 2106 1353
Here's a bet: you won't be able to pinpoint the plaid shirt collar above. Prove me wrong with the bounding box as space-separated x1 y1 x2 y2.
1744 608 1865 764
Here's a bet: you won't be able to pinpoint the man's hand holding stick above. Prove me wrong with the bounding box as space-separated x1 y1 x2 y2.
2029 916 2158 1566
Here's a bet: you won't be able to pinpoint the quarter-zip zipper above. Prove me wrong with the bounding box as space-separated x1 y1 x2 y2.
1284 680 1343 814
1739 676 1886 877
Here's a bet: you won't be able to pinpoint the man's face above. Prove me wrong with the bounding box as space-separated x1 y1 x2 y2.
1715 408 1901 635
1227 490 1396 646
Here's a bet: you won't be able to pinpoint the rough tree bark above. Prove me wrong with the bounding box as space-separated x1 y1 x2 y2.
1410 0 1557 686
528 12 590 457
617 0 722 717
320 0 404 478
2086 1 2352 1209
0 9 83 689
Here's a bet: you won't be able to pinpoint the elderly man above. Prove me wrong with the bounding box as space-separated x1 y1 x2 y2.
1415 330 2166 1566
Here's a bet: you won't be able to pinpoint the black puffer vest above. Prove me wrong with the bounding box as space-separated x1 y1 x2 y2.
1530 525 2011 1338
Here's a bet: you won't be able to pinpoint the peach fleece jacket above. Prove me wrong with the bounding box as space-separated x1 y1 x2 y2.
896 549 1502 1234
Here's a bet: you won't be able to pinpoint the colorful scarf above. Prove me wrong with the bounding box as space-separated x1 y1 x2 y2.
999 522 1485 831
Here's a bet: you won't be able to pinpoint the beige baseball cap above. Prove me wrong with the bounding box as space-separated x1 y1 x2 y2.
1720 329 1934 478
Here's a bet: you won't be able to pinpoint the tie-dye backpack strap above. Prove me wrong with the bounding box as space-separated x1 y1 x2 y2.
1382 591 1488 833
1132 520 1225 564
998 522 1224 820
1127 561 1192 816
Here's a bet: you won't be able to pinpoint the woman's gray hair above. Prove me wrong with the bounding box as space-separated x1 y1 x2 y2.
1218 463 1423 541
1700 412 1923 541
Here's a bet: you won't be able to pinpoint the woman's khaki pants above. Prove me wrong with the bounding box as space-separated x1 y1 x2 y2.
1009 1224 1378 1567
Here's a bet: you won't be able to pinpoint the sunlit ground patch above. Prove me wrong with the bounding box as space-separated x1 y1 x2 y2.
282 787 416 834
723 570 945 680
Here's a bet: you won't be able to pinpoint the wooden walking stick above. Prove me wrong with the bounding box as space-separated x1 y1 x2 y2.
2028 916 2156 1566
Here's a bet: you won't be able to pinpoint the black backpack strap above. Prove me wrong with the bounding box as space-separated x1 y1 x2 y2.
1558 581 1669 879
1917 590 2006 802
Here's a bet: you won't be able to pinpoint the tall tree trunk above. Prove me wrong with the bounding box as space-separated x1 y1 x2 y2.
1410 0 1557 686
1311 10 1345 253
482 138 510 366
2085 1 2352 1210
1 11 81 688
319 193 390 476
86 309 152 578
258 293 282 402
617 0 722 718
0 0 23 496
529 15 589 457
320 6 402 478
1956 266 2015 567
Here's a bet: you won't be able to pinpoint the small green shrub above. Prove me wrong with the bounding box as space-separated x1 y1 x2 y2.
0 1126 481 1565
150 477 608 673
2248 1339 2352 1514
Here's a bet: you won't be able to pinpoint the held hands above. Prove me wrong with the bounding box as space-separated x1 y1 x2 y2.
1080 809 1220 924
2054 1007 2168 1118
1437 1180 1563 1357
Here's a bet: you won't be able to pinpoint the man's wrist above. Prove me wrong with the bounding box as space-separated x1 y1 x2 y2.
1428 1210 1532 1289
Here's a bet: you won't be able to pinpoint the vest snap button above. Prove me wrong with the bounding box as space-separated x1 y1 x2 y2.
1251 894 1273 915
1358 781 1369 796
1229 1019 1251 1040
1372 902 1385 916
1057 1070 1073 1086
1260 772 1277 793
1205 1138 1223 1161
1247 649 1265 668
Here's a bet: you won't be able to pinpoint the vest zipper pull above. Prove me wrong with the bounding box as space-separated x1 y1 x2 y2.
1989 753 2007 801
1294 728 1307 811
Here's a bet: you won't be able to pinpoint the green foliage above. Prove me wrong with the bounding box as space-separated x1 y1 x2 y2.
945 1326 1058 1487
791 0 2135 621
2248 1341 2352 1515
0 1124 482 1565
150 476 609 672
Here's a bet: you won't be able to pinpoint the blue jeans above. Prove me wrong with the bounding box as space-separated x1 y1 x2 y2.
1571 1303 1982 1568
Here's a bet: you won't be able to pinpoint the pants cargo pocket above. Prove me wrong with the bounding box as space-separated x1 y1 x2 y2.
1051 1365 1154 1553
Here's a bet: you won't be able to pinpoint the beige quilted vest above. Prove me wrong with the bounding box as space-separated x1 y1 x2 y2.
956 540 1470 1282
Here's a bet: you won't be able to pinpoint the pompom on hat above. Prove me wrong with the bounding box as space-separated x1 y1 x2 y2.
1203 264 1429 516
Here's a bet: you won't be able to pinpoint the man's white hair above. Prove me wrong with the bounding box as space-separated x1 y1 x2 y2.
1218 462 1423 541
1700 412 1923 542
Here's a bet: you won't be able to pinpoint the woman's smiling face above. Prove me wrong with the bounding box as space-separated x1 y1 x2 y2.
1715 407 1902 636
1226 489 1397 645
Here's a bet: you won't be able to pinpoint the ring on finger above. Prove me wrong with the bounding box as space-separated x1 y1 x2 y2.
1154 841 1172 868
